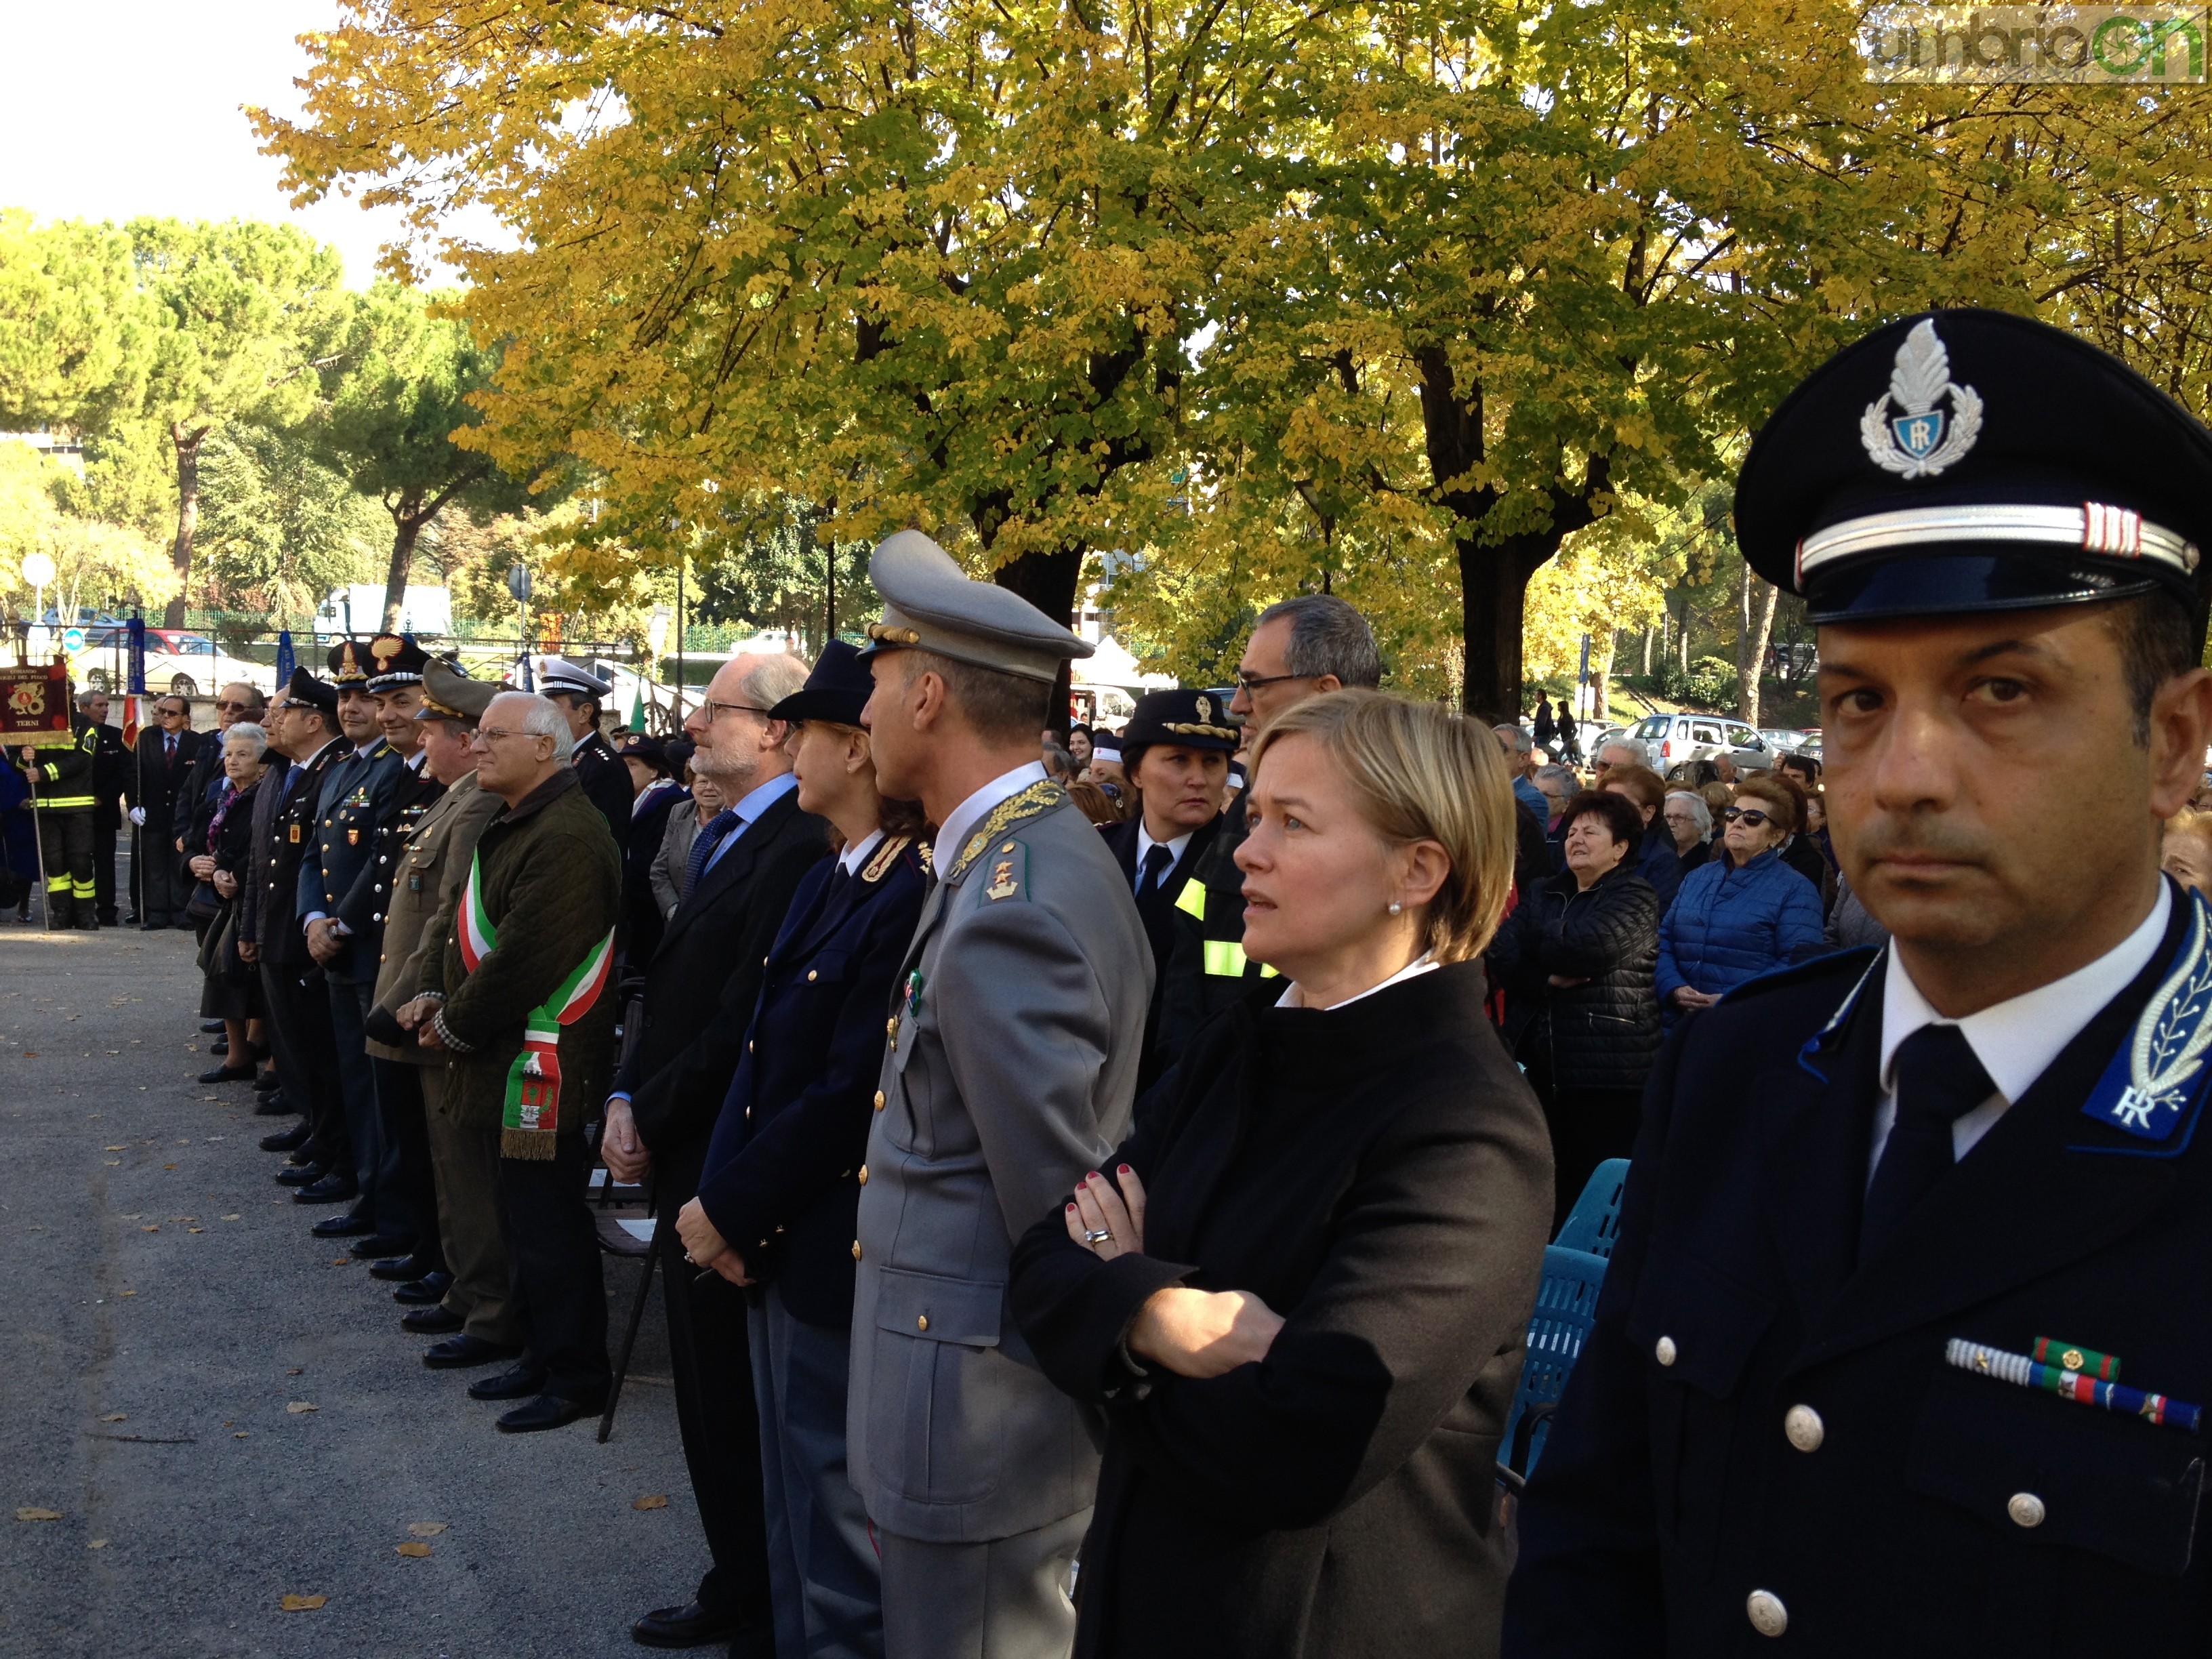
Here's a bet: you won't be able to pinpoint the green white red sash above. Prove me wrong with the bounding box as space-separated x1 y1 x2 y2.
459 851 615 1160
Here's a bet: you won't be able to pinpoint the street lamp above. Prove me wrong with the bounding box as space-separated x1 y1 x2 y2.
508 563 533 682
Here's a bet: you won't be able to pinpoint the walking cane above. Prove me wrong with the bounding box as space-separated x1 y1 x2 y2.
597 1202 662 1445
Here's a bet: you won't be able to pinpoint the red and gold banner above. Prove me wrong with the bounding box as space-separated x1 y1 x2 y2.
2 662 75 749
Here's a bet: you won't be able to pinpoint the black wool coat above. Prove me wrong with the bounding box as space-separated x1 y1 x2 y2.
1099 812 1225 1090
613 783 827 1179
1010 960 1554 1659
1507 890 2212 1656
1488 861 1664 1096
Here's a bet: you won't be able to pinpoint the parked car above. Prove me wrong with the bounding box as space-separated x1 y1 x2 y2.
1627 712 1778 777
1759 727 1814 756
78 631 272 699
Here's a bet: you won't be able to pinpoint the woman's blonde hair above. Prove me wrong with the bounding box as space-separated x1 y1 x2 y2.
1247 690 1516 963
2165 807 2212 851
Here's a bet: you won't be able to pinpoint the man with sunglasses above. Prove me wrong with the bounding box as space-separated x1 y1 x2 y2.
602 649 823 1654
1510 312 2212 1655
1145 594 1382 1084
125 693 202 928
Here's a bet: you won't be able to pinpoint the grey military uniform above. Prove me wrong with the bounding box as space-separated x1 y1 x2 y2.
848 779 1152 1551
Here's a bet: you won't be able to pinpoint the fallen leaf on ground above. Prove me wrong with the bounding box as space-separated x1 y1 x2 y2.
104 1145 124 1151
99 1414 125 1423
16 1508 61 1521
285 1401 317 1414
187 1228 203 1234
119 1290 137 1297
285 1368 303 1376
162 1164 176 1170
632 1495 669 1511
233 1432 249 1439
221 1215 240 1221
407 1521 447 1536
279 1593 326 1612
140 1225 159 1233
102 1161 119 1167
85 1539 106 1549
395 1541 432 1557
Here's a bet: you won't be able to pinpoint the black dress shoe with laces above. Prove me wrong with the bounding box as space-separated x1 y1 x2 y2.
401 1306 464 1334
274 1162 327 1187
350 1233 417 1260
468 1364 548 1401
369 1254 439 1282
496 1393 602 1434
292 1175 359 1206
260 1124 311 1153
390 1273 455 1304
424 1334 522 1370
629 1601 752 1650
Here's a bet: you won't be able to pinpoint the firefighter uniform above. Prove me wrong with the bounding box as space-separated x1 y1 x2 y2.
20 714 100 928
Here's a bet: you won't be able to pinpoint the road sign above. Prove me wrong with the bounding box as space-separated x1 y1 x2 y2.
62 627 85 653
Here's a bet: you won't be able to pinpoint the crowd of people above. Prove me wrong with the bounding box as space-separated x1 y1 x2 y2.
17 308 2212 1658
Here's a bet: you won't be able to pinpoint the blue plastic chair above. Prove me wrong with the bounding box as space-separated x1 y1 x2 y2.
1553 1158 1631 1259
1497 1244 1610 1490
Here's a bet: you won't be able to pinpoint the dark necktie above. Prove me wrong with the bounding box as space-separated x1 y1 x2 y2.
686 808 741 895
1861 1023 1994 1263
1139 842 1175 897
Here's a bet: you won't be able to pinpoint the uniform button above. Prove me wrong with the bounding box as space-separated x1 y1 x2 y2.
1746 1589 1787 1637
2007 1492 2047 1528
851 1240 861 1261
1655 1336 1678 1367
873 1090 886 1111
857 1165 869 1184
806 970 817 982
747 1039 754 1052
1000 841 1014 853
377 855 387 864
917 1315 929 1332
1784 1405 1824 1453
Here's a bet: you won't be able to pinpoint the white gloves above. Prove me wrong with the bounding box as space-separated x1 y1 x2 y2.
128 807 146 826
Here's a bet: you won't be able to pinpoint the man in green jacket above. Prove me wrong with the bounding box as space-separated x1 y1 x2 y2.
404 689 621 1434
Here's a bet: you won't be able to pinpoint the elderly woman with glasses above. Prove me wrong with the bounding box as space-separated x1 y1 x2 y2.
191 723 273 1083
1009 691 1552 1659
1656 772 1824 1020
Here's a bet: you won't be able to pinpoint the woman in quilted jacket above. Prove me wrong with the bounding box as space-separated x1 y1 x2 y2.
1488 787 1663 1222
1657 771 1825 1023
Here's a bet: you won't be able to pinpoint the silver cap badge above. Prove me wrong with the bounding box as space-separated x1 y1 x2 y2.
1860 319 1984 479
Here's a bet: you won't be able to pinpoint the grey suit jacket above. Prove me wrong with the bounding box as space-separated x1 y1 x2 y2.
848 781 1153 1544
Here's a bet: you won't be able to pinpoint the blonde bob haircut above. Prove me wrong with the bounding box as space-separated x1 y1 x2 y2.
1248 690 1517 964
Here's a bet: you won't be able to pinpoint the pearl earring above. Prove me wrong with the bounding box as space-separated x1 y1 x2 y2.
1388 900 1402 916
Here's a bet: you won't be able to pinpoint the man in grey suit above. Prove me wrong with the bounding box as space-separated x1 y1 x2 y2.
851 531 1153 1659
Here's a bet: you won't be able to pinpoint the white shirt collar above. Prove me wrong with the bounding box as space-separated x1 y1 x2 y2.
405 747 428 773
839 829 886 878
933 761 1048 877
1277 953 1439 1012
1880 882 2171 1105
1134 821 1193 874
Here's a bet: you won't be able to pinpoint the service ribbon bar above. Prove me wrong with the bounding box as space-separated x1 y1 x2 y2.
2032 1336 2121 1381
1946 1339 2203 1435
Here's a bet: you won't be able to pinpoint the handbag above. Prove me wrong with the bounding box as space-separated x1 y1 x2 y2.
185 881 223 924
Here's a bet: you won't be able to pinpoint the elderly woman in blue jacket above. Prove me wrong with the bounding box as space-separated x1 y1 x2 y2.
1657 773 1824 1017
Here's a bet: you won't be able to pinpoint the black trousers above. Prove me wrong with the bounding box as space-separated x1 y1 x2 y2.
260 960 349 1174
496 1132 611 1403
374 1058 446 1275
1542 1087 1643 1231
91 821 117 922
657 1137 773 1622
137 819 189 922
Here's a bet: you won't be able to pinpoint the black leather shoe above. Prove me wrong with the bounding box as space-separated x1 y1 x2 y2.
285 1145 320 1166
630 1601 749 1650
292 1175 359 1206
351 1233 416 1260
401 1306 464 1334
208 1038 229 1056
198 1064 255 1084
468 1364 548 1402
260 1124 311 1153
139 922 166 932
370 1254 439 1282
199 1020 224 1033
496 1393 601 1434
390 1273 455 1303
253 1069 282 1092
253 1092 295 1116
311 1211 377 1238
274 1162 327 1187
424 1334 521 1370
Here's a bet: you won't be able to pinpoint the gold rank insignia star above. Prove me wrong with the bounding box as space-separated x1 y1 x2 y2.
986 859 1019 901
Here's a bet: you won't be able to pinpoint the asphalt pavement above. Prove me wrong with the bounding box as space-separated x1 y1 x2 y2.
0 922 706 1658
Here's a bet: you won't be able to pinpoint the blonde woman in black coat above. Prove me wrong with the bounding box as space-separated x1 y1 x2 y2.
1010 691 1553 1659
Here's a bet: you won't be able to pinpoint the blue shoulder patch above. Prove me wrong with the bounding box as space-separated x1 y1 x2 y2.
1717 945 1879 1007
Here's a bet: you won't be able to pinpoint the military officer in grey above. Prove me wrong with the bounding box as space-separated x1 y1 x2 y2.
848 531 1153 1658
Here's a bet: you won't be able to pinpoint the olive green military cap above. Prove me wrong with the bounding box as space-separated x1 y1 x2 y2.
415 659 498 725
859 530 1093 685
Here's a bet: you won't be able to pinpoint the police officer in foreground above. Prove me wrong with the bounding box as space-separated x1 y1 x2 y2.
537 655 632 851
1506 309 2212 1653
850 531 1151 1658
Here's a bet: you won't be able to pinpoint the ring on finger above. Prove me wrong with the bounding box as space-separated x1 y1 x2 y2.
1084 1227 1113 1245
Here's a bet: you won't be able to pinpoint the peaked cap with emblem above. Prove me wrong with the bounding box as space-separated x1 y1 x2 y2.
281 665 339 718
1737 307 2212 630
415 658 496 725
859 530 1093 684
327 636 371 684
365 632 431 692
1119 687 1242 766
536 655 613 699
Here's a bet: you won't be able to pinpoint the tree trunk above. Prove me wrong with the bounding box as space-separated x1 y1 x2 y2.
991 543 1084 740
1457 540 1528 722
165 422 211 630
1641 627 1654 677
381 498 426 634
1737 574 1780 726
1594 630 1617 724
